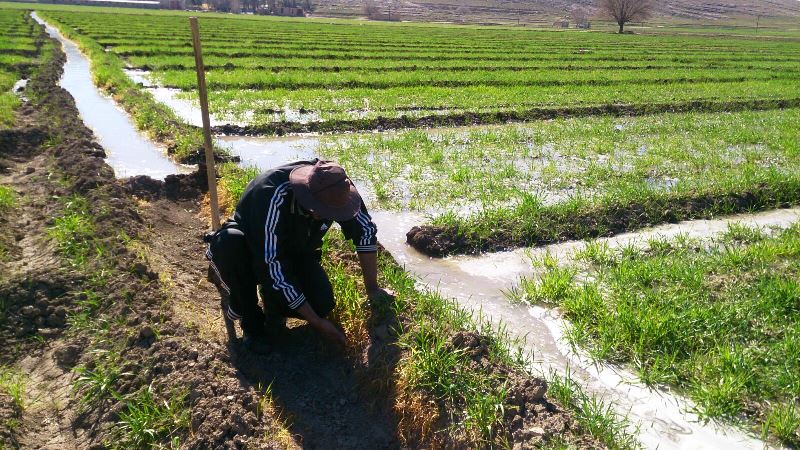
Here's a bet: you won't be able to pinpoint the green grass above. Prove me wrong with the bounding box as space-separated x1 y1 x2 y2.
547 369 640 449
318 230 637 447
23 7 800 130
109 385 189 450
513 224 800 446
0 366 27 413
0 186 17 212
324 233 523 445
0 8 39 128
47 194 97 267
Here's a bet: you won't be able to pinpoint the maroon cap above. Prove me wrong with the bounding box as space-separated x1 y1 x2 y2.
289 161 362 221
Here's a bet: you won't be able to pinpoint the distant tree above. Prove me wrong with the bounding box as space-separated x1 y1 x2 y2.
599 0 653 33
363 0 381 19
570 4 589 24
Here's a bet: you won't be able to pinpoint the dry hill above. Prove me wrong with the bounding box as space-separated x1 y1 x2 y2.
311 0 800 25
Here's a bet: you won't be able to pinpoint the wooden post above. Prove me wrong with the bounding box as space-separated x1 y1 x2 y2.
189 17 221 231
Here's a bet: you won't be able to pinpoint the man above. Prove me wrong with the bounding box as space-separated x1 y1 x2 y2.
205 159 392 354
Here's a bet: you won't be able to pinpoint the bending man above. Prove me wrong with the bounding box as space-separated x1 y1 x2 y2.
206 159 392 354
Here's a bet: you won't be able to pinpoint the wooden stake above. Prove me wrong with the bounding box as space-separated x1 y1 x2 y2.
189 17 221 231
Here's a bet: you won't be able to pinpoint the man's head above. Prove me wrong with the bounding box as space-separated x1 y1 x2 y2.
289 161 362 221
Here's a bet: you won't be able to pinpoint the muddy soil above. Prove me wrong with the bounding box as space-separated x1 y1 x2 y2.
407 183 800 256
135 196 402 449
0 24 287 449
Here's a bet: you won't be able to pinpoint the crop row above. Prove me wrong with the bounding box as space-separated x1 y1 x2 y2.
88 34 800 55
0 8 42 127
311 108 800 212
125 54 800 73
40 8 800 134
109 45 800 63
194 79 800 124
92 36 798 56
152 67 796 91
48 11 799 50
402 107 800 255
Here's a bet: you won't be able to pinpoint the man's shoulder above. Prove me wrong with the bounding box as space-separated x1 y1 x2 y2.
247 160 317 193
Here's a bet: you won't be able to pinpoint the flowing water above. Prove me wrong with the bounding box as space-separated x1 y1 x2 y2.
370 208 799 450
34 13 795 449
33 13 188 180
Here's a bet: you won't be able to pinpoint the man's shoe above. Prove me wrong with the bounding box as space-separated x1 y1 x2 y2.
242 334 271 355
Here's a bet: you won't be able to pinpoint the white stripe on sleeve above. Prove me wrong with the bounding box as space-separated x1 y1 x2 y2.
264 182 306 309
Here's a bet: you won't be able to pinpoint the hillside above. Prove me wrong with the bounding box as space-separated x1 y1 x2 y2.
310 0 800 25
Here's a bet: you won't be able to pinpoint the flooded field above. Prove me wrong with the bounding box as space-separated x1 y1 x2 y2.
4 5 798 449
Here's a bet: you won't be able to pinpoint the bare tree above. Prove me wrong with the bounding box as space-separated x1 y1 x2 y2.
570 4 589 24
363 0 381 19
599 0 653 33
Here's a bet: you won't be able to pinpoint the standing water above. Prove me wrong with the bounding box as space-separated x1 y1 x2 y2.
33 12 794 448
32 13 187 180
371 208 800 450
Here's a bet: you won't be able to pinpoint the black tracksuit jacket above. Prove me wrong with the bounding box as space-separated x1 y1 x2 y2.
232 159 378 311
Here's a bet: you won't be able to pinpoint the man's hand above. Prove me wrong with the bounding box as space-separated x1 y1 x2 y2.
313 318 347 346
296 302 347 346
368 287 396 304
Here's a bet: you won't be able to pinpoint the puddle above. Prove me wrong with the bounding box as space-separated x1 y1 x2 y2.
123 69 232 128
12 78 28 101
12 78 28 93
371 207 800 450
645 176 680 191
33 13 188 180
217 135 320 169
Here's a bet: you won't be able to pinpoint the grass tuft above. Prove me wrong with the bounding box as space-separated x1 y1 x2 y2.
109 384 189 450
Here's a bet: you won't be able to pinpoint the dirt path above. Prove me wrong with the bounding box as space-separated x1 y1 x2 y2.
1 21 301 449
138 197 400 449
0 144 86 450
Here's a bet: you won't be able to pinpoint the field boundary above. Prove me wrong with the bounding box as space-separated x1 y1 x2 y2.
407 180 800 256
212 96 800 135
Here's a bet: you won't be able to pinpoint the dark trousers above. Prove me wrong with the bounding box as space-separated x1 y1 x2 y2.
206 224 335 336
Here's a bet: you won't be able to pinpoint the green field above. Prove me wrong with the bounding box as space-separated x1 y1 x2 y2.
32 8 800 129
5 2 800 447
0 8 40 127
28 6 800 256
512 224 800 446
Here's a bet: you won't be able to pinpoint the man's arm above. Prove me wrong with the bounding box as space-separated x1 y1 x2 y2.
296 302 346 346
358 251 379 294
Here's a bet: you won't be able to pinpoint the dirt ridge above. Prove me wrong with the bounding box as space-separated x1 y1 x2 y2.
407 181 800 257
211 97 800 136
0 18 290 449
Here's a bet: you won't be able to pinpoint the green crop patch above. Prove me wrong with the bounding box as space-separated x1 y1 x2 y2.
512 224 800 446
318 108 800 212
24 7 800 132
0 7 42 128
398 108 800 255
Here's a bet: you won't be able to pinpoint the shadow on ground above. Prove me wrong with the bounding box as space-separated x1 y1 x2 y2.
232 323 401 449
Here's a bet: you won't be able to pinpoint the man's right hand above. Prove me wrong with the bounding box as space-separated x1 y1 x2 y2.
296 302 346 346
314 318 347 347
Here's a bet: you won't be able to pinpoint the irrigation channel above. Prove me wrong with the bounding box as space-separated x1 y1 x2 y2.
35 14 794 450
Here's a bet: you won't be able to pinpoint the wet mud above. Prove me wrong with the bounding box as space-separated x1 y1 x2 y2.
407 183 800 256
